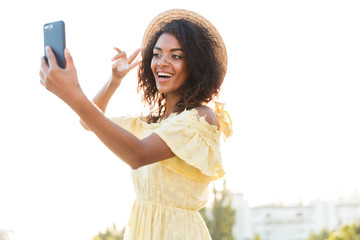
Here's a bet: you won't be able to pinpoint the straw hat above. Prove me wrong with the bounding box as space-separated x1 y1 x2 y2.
141 9 228 79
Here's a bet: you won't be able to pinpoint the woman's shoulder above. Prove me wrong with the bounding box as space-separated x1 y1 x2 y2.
193 106 218 128
158 106 219 132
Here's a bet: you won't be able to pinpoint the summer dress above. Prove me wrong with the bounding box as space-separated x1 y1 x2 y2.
111 103 232 240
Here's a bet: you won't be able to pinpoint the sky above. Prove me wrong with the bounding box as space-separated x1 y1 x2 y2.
0 0 359 239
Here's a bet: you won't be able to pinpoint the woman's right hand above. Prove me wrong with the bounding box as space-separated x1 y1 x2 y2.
111 47 141 84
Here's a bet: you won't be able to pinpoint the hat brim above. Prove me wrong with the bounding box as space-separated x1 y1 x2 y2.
141 9 227 79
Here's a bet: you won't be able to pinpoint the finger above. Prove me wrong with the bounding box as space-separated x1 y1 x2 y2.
64 48 74 69
39 70 46 87
40 56 49 73
113 47 122 53
128 48 141 64
128 60 140 70
45 46 58 68
39 72 46 87
111 51 126 61
39 69 44 79
40 78 45 87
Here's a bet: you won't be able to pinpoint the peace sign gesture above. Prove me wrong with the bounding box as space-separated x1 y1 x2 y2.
111 47 141 84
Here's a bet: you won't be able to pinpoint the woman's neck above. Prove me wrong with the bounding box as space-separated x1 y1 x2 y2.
163 94 180 119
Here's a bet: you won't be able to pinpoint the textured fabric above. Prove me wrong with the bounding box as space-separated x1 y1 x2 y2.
111 106 232 240
214 102 233 139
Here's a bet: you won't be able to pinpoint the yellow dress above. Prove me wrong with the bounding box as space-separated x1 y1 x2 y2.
111 104 232 240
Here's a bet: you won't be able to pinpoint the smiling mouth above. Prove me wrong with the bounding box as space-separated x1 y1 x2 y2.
157 72 174 79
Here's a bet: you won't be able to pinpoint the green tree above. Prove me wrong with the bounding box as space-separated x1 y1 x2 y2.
306 228 331 240
254 234 261 240
199 180 236 240
247 233 261 240
93 224 125 240
306 222 360 240
327 222 360 240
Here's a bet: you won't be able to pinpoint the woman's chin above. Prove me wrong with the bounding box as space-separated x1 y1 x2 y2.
155 83 168 94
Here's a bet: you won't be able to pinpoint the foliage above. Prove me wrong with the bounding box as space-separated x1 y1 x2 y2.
93 224 125 240
252 234 261 240
245 233 261 240
199 180 236 240
306 222 360 240
327 222 360 240
306 229 331 240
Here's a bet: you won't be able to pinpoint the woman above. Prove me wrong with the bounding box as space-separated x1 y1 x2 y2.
40 9 232 240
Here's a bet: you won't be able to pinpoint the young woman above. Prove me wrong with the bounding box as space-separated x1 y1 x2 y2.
40 9 232 240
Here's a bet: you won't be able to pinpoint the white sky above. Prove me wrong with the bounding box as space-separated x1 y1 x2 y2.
0 0 359 239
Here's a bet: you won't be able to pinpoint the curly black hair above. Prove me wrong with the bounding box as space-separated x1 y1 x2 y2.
138 19 224 123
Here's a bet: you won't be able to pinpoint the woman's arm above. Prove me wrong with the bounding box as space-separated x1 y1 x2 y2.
40 47 174 169
81 47 141 130
80 78 119 130
74 96 174 169
93 47 140 112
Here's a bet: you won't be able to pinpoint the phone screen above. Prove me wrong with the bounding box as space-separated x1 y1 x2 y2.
43 21 66 69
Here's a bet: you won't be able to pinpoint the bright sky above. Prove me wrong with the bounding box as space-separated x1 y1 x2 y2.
0 0 359 239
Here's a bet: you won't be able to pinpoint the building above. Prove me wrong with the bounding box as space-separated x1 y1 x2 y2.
251 204 316 240
335 194 360 226
231 193 360 240
232 193 252 240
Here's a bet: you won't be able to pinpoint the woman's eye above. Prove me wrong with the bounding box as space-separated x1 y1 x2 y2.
153 53 160 58
172 54 182 59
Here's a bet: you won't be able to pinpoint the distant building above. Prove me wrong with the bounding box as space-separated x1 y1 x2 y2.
252 204 315 240
232 193 252 240
336 194 360 226
231 193 360 240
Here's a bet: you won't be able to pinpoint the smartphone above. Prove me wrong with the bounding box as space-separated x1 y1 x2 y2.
43 20 66 69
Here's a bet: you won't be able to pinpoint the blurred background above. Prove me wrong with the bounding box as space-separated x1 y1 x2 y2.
0 0 359 239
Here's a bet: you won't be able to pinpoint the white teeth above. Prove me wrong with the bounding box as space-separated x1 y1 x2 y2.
158 72 173 78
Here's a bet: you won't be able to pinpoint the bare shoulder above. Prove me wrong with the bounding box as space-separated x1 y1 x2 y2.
194 106 218 127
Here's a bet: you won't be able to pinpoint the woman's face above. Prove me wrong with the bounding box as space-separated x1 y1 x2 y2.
151 33 190 97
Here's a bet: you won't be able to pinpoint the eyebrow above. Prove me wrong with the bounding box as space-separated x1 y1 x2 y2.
154 47 183 52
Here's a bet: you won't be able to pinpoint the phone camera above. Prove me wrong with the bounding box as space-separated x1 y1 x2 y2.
44 24 53 30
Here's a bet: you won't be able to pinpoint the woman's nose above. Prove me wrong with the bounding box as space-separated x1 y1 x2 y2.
157 55 170 66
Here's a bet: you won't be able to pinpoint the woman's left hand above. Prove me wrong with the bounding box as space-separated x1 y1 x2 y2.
40 47 86 106
111 47 141 84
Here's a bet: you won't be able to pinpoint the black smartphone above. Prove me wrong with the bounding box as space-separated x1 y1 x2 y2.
43 20 66 69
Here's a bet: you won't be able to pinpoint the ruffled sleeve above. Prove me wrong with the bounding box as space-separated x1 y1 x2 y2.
154 109 225 181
